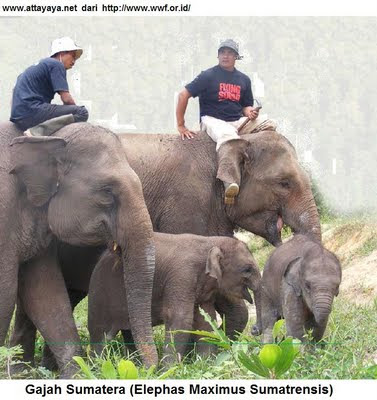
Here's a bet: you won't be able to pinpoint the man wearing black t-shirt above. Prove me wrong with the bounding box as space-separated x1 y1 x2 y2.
10 36 89 136
176 39 276 204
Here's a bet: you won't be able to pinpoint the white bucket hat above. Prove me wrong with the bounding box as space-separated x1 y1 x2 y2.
50 37 83 59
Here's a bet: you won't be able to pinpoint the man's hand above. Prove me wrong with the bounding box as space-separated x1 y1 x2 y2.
176 89 195 140
178 124 197 140
243 106 260 120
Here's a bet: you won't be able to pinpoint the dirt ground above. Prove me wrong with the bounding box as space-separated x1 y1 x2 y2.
323 222 377 305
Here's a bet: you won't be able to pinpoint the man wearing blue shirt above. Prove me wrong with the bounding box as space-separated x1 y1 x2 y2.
176 39 276 204
10 36 88 136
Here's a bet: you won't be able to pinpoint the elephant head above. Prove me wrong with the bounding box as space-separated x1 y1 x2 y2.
204 241 261 305
284 242 342 326
224 131 321 245
9 123 157 367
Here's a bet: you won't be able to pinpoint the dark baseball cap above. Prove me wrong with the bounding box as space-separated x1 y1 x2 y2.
218 39 243 60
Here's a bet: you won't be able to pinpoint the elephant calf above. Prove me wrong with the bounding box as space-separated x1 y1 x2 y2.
88 232 261 364
255 234 341 343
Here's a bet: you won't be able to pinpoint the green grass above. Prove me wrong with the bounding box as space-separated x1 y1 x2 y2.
5 296 375 380
355 237 377 258
285 299 377 379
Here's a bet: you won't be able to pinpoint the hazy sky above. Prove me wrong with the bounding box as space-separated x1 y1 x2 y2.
1 17 376 215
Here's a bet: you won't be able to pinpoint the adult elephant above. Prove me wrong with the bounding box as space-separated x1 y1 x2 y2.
0 122 157 377
12 129 321 371
121 130 321 241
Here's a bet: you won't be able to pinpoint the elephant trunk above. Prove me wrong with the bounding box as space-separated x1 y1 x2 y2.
283 191 321 242
312 291 334 324
115 173 157 368
252 286 263 336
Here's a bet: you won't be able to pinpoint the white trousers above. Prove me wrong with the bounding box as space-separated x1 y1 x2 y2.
201 114 274 150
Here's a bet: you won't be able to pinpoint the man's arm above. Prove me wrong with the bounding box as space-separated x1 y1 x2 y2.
243 105 260 120
58 91 76 105
176 88 196 139
241 75 260 120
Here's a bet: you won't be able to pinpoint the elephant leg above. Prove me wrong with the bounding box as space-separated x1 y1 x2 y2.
18 247 83 379
191 303 217 357
121 330 137 354
42 288 87 371
215 295 248 340
89 333 105 357
89 323 120 357
259 297 278 344
281 284 305 341
163 305 194 366
0 253 19 346
8 298 37 375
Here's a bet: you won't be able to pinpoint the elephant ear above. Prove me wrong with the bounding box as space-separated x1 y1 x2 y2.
9 136 67 207
283 257 302 297
205 246 224 285
216 139 251 185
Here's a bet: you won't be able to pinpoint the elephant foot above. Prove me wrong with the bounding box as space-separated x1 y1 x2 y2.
41 354 59 372
160 352 179 369
138 343 159 369
9 361 31 377
58 360 80 379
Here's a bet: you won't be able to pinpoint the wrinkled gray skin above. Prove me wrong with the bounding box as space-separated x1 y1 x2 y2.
0 122 157 378
89 233 261 364
122 131 321 243
12 130 321 369
255 235 341 343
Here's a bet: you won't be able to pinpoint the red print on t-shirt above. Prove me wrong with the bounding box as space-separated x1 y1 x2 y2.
218 83 241 102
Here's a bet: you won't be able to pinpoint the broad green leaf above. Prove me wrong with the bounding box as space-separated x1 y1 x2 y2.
272 319 286 340
157 366 178 379
287 338 301 355
278 338 301 372
72 356 95 379
274 338 300 377
259 344 282 369
238 351 270 378
174 329 220 340
199 337 231 350
117 360 138 379
102 360 117 379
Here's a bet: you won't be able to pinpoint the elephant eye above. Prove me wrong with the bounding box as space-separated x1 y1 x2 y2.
242 265 253 274
279 179 290 189
304 280 311 290
95 186 115 206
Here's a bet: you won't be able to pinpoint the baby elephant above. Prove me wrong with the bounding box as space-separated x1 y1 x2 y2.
88 232 261 363
255 234 341 343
